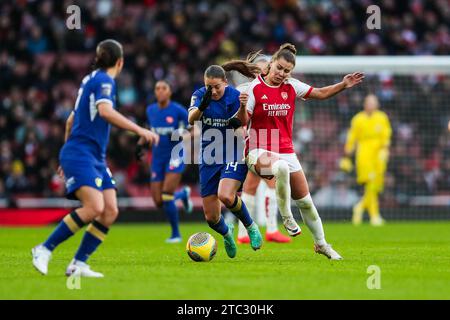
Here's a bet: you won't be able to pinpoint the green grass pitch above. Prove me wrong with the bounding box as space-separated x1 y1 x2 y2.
0 221 449 299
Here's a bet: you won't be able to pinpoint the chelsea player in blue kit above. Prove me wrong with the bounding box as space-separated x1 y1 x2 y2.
138 80 193 243
32 40 158 277
188 65 262 258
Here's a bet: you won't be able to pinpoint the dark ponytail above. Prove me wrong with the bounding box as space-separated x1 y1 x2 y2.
221 60 261 78
221 49 265 79
94 39 123 70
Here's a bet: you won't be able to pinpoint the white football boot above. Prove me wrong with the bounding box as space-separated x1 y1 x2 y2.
32 244 52 275
182 186 193 214
65 259 104 278
314 243 343 260
282 216 302 237
165 236 182 244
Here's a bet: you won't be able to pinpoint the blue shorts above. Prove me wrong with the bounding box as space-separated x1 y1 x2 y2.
199 162 248 197
151 155 185 182
60 159 116 200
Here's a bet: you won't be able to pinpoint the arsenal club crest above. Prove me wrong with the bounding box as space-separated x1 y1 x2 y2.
281 92 288 100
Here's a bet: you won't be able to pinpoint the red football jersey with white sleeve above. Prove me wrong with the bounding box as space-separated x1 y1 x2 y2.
242 75 313 154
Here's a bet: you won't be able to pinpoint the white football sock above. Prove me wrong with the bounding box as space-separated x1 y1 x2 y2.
272 160 294 221
238 193 255 238
294 193 327 246
265 187 278 233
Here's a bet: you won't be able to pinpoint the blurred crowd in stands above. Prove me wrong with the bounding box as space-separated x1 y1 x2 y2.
0 0 449 206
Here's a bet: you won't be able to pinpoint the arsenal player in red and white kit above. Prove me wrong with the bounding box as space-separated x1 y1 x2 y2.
245 74 312 154
239 43 364 260
224 52 292 245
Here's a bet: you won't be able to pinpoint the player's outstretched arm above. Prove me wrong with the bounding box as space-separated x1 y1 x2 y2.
98 102 159 145
308 72 364 100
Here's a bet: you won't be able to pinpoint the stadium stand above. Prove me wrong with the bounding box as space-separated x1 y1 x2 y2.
0 0 449 210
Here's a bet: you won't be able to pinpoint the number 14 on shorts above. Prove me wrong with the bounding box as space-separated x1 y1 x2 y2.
226 162 238 172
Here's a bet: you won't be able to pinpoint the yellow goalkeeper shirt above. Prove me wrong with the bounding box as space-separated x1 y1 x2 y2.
345 110 392 184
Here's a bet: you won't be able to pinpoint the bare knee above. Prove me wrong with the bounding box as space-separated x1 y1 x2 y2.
85 202 105 218
102 205 119 226
218 192 236 208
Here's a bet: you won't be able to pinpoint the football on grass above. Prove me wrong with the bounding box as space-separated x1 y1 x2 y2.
186 232 217 262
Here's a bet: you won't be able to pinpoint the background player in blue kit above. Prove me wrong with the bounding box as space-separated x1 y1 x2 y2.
188 65 262 258
137 80 193 243
31 39 159 277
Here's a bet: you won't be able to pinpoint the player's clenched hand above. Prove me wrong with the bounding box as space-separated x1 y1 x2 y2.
239 92 249 107
343 72 364 88
198 85 212 112
138 128 159 146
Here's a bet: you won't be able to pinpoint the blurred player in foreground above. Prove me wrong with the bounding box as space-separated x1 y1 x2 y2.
340 94 392 226
188 65 262 258
32 40 158 277
137 80 193 243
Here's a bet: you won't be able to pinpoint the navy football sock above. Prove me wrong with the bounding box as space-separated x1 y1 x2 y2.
162 193 181 238
74 221 109 263
43 210 85 251
228 196 253 228
207 215 229 236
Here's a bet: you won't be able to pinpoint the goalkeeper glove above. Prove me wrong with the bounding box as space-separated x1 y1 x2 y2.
339 156 353 173
198 86 212 112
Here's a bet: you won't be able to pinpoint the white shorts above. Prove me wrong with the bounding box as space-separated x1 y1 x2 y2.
246 148 303 175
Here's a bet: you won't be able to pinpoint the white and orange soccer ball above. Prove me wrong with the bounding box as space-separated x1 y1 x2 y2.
186 232 217 262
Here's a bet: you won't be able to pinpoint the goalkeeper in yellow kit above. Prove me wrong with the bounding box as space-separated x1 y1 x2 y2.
340 94 392 226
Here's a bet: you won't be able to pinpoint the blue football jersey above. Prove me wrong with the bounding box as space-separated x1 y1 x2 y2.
61 70 116 164
146 101 189 154
189 86 243 165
